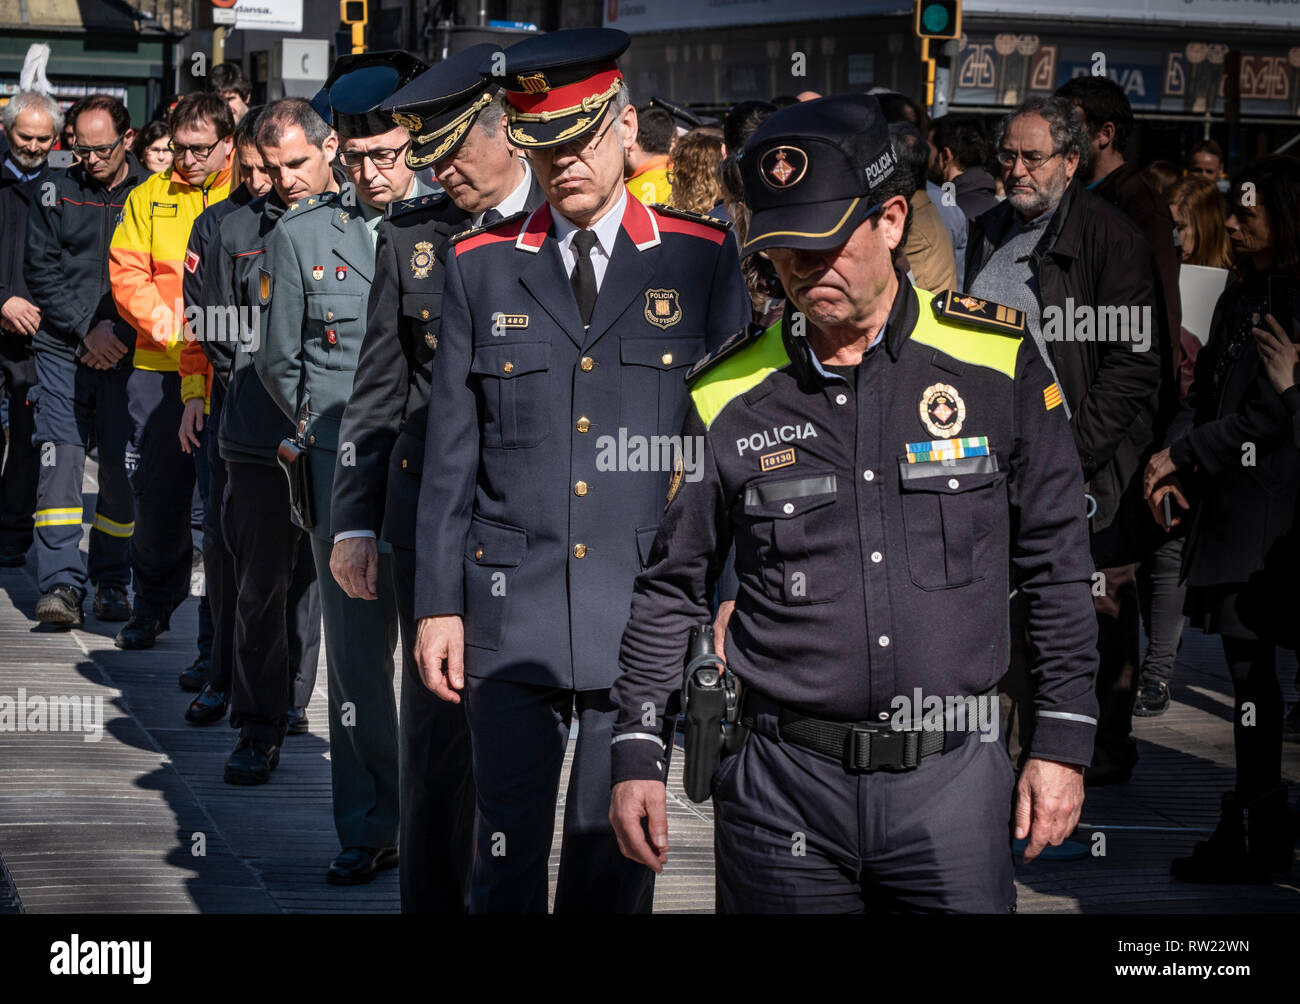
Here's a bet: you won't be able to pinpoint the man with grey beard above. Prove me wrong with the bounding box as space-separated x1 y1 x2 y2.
965 96 1162 790
0 92 61 566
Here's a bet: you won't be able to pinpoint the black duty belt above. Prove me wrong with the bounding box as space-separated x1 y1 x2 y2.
740 690 957 773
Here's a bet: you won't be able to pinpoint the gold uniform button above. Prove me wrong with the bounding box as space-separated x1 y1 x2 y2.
503 361 514 374
661 352 673 365
474 547 484 560
580 356 594 372
401 458 408 469
576 417 591 433
573 543 587 559
420 308 430 320
325 310 334 320
574 480 588 497
308 435 315 444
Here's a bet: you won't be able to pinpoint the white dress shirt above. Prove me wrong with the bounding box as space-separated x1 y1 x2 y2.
550 185 627 294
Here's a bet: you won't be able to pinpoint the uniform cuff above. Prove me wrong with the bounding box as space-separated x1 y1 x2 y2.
180 374 209 409
1168 436 1195 470
1026 713 1096 769
611 733 671 785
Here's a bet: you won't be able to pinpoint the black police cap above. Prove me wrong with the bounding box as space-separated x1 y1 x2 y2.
381 43 503 168
486 27 630 149
740 93 899 258
325 50 428 138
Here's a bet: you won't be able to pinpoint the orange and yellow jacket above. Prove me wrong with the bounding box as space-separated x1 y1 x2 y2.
109 160 233 405
627 154 672 206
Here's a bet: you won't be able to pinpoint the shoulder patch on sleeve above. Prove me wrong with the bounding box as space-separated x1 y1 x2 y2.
650 203 732 233
685 322 765 386
184 249 200 274
1043 382 1063 411
387 191 449 220
448 208 529 247
930 289 1026 336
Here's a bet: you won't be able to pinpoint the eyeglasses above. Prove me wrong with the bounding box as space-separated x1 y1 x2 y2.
169 139 223 161
541 119 617 161
72 135 124 160
338 141 411 169
146 145 172 157
996 148 1061 172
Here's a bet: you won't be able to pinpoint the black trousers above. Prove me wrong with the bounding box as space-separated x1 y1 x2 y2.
391 545 475 913
713 709 1016 913
0 339 37 554
200 386 234 690
1223 636 1289 802
124 369 193 623
463 675 655 914
224 459 319 746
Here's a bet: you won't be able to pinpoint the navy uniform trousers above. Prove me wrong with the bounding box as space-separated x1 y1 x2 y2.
463 675 655 914
124 368 194 625
712 703 1017 914
30 350 133 596
391 545 475 911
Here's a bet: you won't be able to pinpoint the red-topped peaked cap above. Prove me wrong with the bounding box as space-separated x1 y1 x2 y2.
482 27 631 150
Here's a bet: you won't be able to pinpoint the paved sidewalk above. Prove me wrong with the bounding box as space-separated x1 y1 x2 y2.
0 466 1296 913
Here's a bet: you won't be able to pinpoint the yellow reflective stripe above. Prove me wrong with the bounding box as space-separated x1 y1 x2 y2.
91 513 135 538
34 507 83 527
909 287 1021 380
689 320 790 430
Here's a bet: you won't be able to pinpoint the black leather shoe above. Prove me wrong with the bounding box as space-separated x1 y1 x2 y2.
1172 791 1268 884
285 706 309 735
114 615 166 650
93 585 131 622
224 737 280 785
0 547 27 567
178 656 211 691
326 846 398 886
185 683 229 726
35 585 84 627
1133 678 1171 717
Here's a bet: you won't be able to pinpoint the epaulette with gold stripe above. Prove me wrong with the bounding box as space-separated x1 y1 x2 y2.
930 289 1025 335
448 209 529 246
650 203 732 232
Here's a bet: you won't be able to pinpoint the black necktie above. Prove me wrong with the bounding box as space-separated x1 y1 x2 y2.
570 229 598 328
480 208 503 227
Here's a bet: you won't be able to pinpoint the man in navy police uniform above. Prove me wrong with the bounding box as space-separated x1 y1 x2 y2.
330 45 545 913
608 94 1101 913
412 27 750 913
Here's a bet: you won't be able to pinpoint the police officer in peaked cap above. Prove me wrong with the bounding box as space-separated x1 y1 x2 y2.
330 43 545 913
256 49 433 886
608 93 1101 913
411 26 750 913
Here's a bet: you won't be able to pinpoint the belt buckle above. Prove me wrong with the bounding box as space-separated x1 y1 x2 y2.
845 724 908 772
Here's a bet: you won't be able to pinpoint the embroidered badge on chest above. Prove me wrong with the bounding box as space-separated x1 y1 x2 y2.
312 265 324 281
645 289 681 329
336 266 347 281
919 383 966 439
411 241 434 280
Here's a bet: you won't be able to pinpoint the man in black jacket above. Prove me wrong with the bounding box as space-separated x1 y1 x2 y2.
0 92 60 567
965 95 1163 786
24 96 144 627
204 98 331 786
329 47 544 912
928 113 999 222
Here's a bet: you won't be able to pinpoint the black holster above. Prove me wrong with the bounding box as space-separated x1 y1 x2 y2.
681 624 747 803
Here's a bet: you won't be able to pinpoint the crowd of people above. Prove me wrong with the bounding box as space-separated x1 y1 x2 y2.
0 26 1296 912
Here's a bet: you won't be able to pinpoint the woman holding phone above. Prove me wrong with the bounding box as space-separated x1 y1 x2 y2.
1144 155 1300 885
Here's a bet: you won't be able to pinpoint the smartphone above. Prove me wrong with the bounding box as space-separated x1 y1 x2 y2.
47 149 76 170
1162 493 1173 529
1268 275 1300 343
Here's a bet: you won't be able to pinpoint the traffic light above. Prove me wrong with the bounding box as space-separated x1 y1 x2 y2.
339 0 367 54
914 0 961 40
